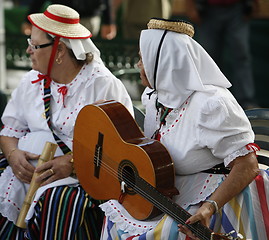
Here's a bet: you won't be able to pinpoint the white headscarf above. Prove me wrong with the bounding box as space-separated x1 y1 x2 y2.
49 33 103 64
140 29 232 109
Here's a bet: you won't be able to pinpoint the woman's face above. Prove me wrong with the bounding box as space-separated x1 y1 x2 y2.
137 52 152 88
26 26 54 74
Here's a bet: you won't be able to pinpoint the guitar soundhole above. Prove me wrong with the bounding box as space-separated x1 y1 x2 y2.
118 160 137 195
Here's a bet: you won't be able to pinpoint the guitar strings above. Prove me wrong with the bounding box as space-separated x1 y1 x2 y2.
99 158 210 240
92 150 210 239
89 150 211 240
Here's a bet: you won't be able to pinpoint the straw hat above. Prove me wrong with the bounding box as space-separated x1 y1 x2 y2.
28 4 92 39
147 18 195 38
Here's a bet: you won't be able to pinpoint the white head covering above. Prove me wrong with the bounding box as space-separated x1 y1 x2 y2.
140 29 232 109
49 35 103 63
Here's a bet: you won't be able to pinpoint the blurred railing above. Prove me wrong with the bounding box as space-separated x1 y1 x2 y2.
6 18 269 107
5 34 140 73
6 33 30 70
5 33 142 100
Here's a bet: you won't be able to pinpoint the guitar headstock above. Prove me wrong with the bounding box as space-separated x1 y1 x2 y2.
212 230 244 240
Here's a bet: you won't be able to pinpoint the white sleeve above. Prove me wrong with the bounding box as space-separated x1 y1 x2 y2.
197 94 255 166
0 74 30 138
89 75 134 117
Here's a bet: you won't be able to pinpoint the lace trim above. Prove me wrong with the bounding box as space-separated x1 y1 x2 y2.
179 174 224 208
99 200 161 235
224 143 259 166
0 166 25 223
0 126 29 139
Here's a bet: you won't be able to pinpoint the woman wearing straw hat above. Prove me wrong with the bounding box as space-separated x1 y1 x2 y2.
100 18 269 240
0 4 133 239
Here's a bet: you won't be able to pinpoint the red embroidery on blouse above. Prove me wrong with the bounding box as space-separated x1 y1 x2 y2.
158 97 190 138
3 126 29 133
5 176 21 211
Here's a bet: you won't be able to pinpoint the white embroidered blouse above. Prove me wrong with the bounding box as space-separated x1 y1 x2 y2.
100 84 256 235
0 60 133 223
1 61 133 145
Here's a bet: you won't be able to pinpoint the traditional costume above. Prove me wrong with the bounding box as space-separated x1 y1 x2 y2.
100 18 269 240
0 4 133 239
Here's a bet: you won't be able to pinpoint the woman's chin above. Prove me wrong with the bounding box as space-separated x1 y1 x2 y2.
31 64 39 72
30 62 36 70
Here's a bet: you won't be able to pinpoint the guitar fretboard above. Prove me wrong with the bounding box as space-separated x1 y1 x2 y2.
129 175 213 240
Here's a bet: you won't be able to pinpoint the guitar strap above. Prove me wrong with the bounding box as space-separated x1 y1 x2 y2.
43 78 71 154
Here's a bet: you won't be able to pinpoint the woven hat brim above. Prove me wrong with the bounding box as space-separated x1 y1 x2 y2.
147 18 194 38
28 13 92 39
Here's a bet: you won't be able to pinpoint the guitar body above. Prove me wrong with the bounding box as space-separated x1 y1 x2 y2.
73 101 242 240
73 100 176 220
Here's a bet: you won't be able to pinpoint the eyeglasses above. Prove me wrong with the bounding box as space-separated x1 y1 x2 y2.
27 38 54 50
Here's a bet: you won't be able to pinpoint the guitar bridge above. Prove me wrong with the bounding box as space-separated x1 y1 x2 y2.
94 132 104 178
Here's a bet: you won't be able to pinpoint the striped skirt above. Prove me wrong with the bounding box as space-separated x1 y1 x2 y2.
0 158 104 240
101 170 269 240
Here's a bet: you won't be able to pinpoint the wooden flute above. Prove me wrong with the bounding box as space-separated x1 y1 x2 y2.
16 141 58 229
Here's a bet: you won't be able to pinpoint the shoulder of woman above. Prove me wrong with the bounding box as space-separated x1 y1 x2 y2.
194 88 240 115
14 70 40 90
189 88 248 129
83 63 114 82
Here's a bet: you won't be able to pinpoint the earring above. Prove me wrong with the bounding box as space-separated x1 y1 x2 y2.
56 58 62 64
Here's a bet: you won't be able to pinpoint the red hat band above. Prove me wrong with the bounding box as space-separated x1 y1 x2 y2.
44 10 80 24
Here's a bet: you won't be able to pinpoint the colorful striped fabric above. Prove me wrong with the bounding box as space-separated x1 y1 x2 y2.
0 185 104 240
0 157 8 175
27 185 104 240
211 169 269 240
43 78 71 154
101 170 269 240
102 215 188 240
0 215 26 240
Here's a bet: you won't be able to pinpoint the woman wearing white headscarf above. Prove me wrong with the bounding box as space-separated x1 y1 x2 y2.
100 18 269 240
0 4 133 239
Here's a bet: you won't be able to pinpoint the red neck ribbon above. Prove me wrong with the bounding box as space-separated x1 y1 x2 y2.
31 36 60 88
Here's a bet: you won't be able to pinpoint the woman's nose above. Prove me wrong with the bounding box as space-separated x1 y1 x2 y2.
26 45 33 54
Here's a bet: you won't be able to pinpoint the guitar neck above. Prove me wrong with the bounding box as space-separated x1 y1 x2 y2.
131 176 213 240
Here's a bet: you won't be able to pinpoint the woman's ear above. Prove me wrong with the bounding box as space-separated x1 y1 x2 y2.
57 42 67 59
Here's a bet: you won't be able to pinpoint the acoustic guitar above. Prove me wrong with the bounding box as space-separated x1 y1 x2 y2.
73 100 242 240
